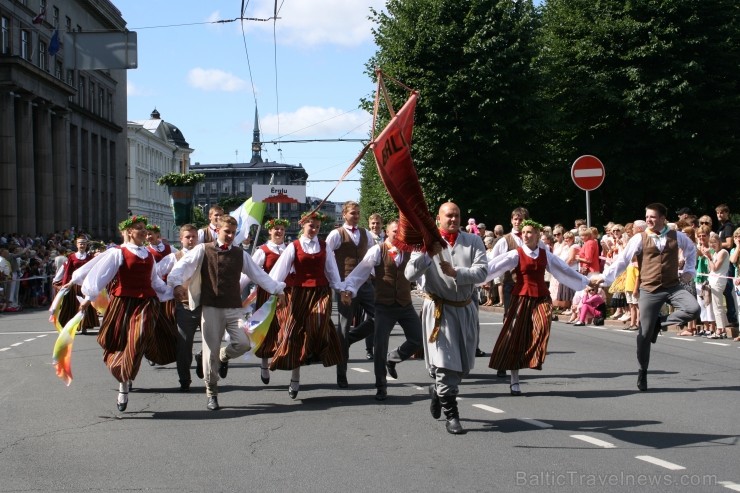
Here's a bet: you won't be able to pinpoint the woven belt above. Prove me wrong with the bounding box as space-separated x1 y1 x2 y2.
423 292 472 342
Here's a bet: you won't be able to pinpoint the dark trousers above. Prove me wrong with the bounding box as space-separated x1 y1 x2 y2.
637 286 700 370
336 281 375 376
503 281 515 311
723 263 737 324
175 303 202 384
373 302 422 388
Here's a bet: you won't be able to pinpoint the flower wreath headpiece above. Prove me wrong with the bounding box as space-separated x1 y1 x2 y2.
300 211 330 224
520 219 543 231
264 218 290 230
118 215 148 231
145 224 161 233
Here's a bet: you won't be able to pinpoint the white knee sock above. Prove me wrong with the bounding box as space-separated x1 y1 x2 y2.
290 368 300 391
510 369 520 385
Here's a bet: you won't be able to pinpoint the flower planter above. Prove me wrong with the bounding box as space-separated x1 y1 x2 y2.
168 185 195 226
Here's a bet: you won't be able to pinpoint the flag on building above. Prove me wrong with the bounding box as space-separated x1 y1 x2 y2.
32 7 45 24
49 29 60 56
230 197 266 246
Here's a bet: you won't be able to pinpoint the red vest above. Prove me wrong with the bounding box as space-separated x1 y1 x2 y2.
260 244 281 273
61 252 92 285
513 247 549 297
111 248 156 299
147 243 172 263
290 239 329 287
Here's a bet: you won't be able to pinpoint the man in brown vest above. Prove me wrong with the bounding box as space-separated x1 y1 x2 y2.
326 201 376 388
169 216 285 410
597 203 699 391
198 205 224 244
342 219 422 400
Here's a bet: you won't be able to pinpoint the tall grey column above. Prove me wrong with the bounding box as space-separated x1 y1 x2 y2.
52 112 70 229
34 104 54 234
0 92 18 232
15 97 36 233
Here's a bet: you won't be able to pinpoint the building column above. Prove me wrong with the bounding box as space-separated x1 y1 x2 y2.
34 103 54 234
0 92 19 232
52 112 70 229
15 97 36 233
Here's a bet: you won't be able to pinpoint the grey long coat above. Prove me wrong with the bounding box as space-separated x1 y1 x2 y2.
405 232 488 374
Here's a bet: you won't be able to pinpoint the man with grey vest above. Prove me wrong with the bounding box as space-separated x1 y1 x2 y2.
342 219 422 400
326 201 376 388
168 216 285 410
595 203 699 391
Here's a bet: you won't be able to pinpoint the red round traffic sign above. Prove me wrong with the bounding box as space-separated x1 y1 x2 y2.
571 155 605 191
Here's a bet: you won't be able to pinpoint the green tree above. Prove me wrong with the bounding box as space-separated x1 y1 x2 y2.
363 0 543 224
537 0 740 223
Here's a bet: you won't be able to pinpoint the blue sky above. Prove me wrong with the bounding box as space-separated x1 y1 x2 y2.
119 0 385 202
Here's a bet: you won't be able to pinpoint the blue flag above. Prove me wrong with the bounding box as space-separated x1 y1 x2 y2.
49 29 60 56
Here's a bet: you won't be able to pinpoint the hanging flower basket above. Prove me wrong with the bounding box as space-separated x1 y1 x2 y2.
156 173 205 226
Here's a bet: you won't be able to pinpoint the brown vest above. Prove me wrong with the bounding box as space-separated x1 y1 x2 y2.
199 244 243 308
373 244 412 306
201 226 215 243
637 230 679 293
502 233 519 283
334 227 369 281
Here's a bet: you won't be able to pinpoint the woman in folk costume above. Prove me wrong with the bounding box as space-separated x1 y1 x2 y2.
268 211 345 399
486 220 596 395
79 216 174 412
251 218 289 385
144 224 178 366
55 236 100 334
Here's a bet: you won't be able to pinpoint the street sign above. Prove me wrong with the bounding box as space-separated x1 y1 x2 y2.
571 155 605 191
252 184 306 204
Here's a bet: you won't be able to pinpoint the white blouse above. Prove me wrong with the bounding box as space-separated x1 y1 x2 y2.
269 236 344 291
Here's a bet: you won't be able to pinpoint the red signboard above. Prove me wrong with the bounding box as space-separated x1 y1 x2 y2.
571 155 605 191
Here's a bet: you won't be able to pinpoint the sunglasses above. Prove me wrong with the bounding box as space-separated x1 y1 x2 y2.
700 221 711 225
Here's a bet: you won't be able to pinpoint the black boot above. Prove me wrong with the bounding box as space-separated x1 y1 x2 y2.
637 369 648 391
429 384 441 419
440 395 465 435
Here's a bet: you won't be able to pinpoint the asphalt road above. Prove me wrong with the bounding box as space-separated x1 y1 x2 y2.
1 299 739 493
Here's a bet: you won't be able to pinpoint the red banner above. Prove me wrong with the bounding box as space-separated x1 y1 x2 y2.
372 93 444 252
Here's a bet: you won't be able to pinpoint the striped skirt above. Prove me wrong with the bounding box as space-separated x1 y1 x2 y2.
58 285 99 329
489 295 552 371
144 298 178 365
254 288 281 359
269 286 344 371
96 295 161 382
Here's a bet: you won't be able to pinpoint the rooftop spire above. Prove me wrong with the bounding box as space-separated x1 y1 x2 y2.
250 107 263 164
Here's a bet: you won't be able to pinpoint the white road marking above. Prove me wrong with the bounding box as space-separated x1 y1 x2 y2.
704 342 729 347
0 331 57 335
570 435 616 448
0 347 10 352
718 481 740 491
479 322 502 326
670 337 695 342
37 334 48 338
472 403 504 414
387 375 397 380
24 338 36 342
635 455 685 470
10 342 23 347
517 418 552 429
350 367 371 373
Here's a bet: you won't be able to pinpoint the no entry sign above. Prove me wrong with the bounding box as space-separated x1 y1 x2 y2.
571 155 605 191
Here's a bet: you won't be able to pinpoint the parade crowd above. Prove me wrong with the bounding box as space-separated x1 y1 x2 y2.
2 201 736 435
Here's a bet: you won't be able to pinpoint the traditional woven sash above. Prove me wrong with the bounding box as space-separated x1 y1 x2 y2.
423 293 472 342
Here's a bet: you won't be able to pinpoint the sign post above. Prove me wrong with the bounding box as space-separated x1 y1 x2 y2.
571 155 605 227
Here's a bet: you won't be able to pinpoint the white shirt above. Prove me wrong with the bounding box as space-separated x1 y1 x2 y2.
167 243 284 296
602 229 697 285
485 243 590 291
344 243 403 296
269 236 344 291
81 244 172 302
252 241 286 269
325 223 376 251
53 251 90 283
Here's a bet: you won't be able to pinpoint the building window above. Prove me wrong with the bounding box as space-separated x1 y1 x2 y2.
38 40 48 71
89 81 95 111
107 92 113 121
78 75 85 106
65 16 71 32
210 182 217 193
98 87 105 118
55 60 62 79
66 69 74 86
52 6 59 28
21 30 30 60
1 17 9 55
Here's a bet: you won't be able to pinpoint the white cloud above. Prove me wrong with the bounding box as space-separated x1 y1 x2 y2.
259 106 371 139
245 0 385 47
187 68 249 92
205 10 223 30
127 81 152 96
